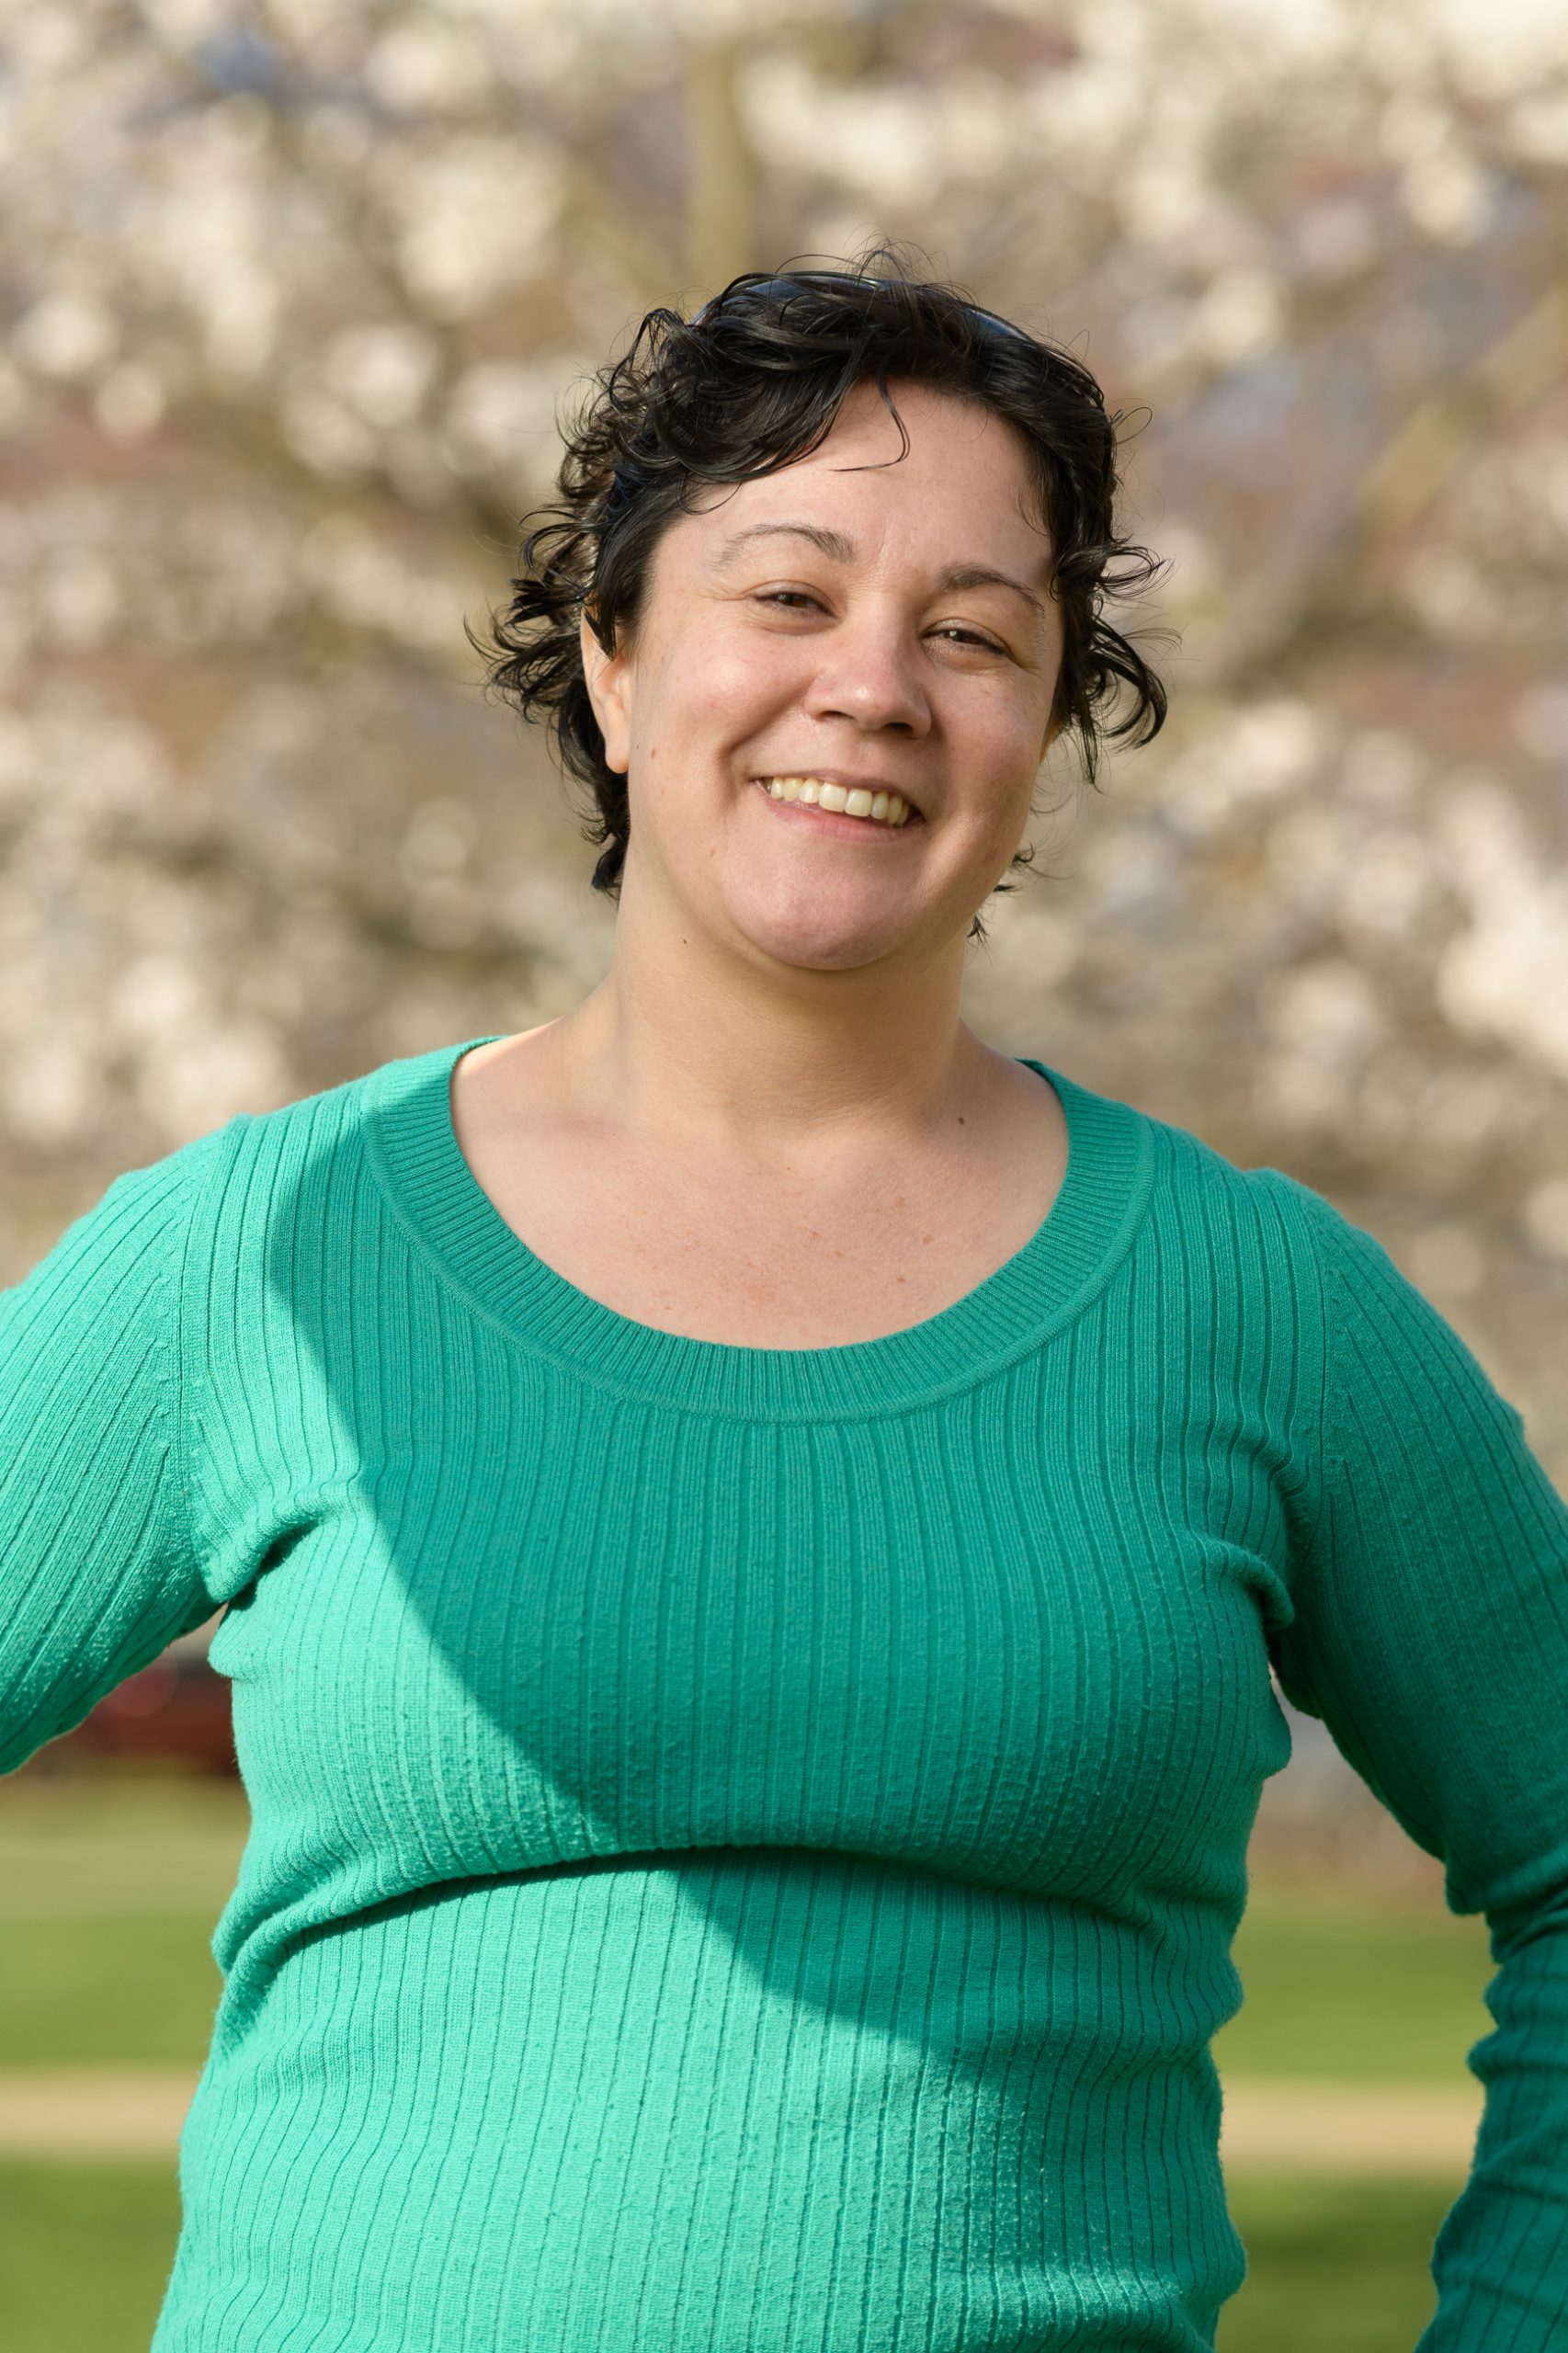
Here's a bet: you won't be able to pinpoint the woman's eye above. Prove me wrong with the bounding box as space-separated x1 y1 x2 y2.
751 595 1001 653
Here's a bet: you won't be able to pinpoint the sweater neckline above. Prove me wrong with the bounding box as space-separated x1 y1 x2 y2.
365 1034 1155 1418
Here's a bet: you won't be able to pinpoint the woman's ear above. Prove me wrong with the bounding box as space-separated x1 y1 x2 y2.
580 608 632 777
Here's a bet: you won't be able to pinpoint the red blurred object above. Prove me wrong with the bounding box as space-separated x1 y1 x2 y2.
28 1621 238 1777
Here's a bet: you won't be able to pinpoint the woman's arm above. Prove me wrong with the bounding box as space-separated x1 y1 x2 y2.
0 1124 237 1774
1260 1171 1568 2348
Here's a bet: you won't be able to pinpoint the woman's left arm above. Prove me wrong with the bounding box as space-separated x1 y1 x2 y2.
1258 1171 1568 2350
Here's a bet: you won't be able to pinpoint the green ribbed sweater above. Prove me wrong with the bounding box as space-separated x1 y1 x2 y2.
4 1034 1568 2350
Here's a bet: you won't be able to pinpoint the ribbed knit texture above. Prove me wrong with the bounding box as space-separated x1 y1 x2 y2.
4 1033 1567 2351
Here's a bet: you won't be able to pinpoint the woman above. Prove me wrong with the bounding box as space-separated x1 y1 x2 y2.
3 259 1565 2351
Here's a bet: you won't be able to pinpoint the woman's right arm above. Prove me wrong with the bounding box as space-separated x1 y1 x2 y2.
0 1124 237 1774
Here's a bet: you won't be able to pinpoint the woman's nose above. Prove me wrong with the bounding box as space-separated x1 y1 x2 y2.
801 613 932 736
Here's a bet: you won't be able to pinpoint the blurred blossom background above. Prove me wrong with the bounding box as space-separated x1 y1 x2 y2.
6 0 1567 1479
3 12 1568 2324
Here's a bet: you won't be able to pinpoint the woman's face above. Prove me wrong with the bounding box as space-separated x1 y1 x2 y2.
582 375 1064 974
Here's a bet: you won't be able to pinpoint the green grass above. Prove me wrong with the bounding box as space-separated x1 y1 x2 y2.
0 2162 1458 2353
1217 1881 1496 2080
0 1914 228 2065
0 2160 182 2353
1220 2175 1452 2348
0 1775 1495 2349
0 1775 245 2065
0 1776 1501 2081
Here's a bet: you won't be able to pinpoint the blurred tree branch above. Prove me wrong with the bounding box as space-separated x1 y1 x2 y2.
684 39 758 301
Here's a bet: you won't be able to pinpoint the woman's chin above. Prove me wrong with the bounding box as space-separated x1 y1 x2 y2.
726 890 922 973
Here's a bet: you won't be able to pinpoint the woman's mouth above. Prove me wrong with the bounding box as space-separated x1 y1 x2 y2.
751 776 925 838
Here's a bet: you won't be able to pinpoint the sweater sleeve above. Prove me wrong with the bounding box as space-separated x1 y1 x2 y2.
1258 1170 1568 2348
0 1126 235 1776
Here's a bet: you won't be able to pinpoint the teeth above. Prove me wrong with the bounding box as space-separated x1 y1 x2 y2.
757 778 915 829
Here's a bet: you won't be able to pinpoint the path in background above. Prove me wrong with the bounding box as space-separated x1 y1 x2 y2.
0 2067 1483 2173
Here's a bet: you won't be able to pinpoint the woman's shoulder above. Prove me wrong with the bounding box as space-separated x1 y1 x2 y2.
1076 1074 1352 1268
18 1037 477 1300
172 1032 479 1185
1114 1085 1510 1403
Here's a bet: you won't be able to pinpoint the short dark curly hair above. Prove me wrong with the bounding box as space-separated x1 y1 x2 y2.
470 243 1168 947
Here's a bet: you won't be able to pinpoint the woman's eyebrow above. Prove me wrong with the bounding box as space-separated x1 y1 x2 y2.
937 563 1050 618
710 521 856 566
710 522 1049 614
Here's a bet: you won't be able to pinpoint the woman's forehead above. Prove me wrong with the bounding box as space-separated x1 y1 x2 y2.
683 385 1048 551
789 376 1028 473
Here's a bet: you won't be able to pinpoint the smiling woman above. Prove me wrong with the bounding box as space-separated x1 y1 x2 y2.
3 246 1568 2353
577 379 1064 985
473 255 1166 949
